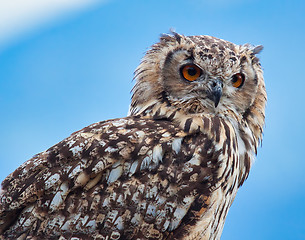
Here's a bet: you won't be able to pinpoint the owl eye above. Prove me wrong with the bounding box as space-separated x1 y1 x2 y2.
232 73 245 88
181 64 202 81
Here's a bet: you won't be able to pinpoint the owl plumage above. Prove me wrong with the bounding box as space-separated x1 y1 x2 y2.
0 33 266 240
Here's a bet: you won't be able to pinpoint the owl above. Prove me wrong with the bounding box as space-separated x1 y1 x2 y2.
0 32 266 240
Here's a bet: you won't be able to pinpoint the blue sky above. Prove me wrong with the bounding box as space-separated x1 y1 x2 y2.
0 0 305 239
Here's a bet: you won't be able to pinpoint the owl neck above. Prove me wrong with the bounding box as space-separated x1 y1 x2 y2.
130 98 259 142
129 99 262 186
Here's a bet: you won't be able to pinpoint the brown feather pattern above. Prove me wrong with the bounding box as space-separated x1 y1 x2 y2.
0 33 266 240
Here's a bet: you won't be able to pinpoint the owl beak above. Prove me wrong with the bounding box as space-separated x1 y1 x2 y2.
208 80 223 108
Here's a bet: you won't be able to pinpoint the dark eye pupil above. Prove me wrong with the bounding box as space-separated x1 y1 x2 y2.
232 75 238 83
187 67 197 76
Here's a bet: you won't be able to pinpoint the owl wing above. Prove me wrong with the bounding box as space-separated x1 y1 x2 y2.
0 116 220 239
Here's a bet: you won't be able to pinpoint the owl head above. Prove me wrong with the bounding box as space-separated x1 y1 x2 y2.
129 32 266 138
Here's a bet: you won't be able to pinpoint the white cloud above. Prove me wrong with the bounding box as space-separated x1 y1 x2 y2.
0 0 104 50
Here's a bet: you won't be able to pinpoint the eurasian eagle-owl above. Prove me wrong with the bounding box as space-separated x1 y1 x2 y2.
0 32 266 240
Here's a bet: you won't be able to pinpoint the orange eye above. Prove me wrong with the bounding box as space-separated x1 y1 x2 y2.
181 64 201 81
232 73 245 88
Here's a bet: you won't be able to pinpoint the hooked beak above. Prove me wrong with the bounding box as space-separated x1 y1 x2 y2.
208 79 223 108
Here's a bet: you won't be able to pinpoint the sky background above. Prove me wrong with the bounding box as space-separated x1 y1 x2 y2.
0 0 304 239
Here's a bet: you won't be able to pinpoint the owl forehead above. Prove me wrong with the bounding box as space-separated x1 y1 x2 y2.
189 35 236 51
177 35 243 78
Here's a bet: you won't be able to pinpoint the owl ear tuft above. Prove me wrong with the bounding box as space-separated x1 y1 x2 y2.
160 30 184 45
243 44 264 55
252 45 264 55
